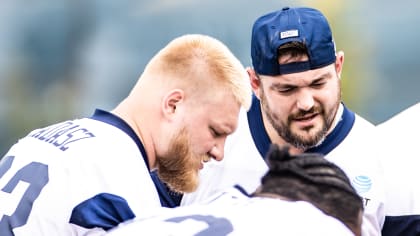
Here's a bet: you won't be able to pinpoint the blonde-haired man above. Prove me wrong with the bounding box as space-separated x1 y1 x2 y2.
0 34 252 236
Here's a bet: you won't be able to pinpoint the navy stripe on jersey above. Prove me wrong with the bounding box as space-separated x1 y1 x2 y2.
150 170 183 207
90 109 150 170
247 95 355 157
70 193 135 230
382 215 420 236
247 96 272 158
234 184 252 197
69 174 181 231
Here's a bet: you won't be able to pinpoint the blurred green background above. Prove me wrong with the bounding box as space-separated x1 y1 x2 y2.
1 0 419 157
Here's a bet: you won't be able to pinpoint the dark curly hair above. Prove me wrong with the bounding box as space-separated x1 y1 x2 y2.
253 144 364 236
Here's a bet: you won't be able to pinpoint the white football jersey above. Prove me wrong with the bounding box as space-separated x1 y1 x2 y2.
104 187 354 236
182 97 385 236
0 109 161 236
376 102 420 236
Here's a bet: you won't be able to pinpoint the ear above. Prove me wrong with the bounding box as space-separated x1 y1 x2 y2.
247 67 261 98
335 51 345 79
162 89 184 120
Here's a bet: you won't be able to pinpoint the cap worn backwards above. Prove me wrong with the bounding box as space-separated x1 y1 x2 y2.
251 7 336 76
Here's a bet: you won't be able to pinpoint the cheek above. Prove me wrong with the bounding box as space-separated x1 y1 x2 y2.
266 94 289 115
318 86 340 108
188 130 214 153
325 80 341 98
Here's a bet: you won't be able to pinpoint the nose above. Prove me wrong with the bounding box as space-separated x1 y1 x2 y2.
296 90 314 111
209 138 226 162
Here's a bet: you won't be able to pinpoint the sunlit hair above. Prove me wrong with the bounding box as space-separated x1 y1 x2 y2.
254 144 364 236
143 34 252 110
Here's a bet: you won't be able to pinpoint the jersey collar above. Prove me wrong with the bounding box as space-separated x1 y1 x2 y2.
89 109 150 170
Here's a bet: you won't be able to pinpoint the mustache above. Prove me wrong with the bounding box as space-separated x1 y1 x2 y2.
290 106 323 119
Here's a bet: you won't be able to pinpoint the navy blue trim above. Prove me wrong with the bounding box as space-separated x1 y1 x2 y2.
89 109 150 170
247 96 355 157
233 184 252 197
278 61 311 75
247 95 271 158
150 170 182 208
70 193 135 231
382 215 420 236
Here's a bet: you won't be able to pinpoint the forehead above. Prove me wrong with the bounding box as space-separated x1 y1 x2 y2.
189 93 241 131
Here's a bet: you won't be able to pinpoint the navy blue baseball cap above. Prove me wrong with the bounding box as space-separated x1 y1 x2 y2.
251 7 336 75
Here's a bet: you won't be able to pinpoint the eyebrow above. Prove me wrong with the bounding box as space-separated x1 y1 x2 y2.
216 123 237 135
318 71 334 80
271 71 333 88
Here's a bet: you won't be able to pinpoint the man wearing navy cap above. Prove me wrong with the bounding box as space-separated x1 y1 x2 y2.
179 6 386 236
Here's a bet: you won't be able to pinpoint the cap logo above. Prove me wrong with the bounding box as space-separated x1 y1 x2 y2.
280 29 299 39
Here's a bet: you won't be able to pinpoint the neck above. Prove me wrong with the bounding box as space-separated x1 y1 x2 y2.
328 103 343 134
112 99 157 168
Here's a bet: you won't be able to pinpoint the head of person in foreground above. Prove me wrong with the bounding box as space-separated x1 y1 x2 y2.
253 144 364 236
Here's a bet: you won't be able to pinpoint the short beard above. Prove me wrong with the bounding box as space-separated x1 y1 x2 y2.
155 127 200 193
282 110 329 149
260 88 336 150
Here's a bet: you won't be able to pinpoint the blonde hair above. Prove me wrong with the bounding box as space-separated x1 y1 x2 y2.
143 34 252 110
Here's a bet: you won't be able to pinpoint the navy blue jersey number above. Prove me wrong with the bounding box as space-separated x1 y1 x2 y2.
166 214 233 236
0 156 49 235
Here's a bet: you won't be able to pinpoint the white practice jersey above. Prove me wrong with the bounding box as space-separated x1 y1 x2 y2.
182 97 385 236
0 109 161 236
104 187 353 236
376 102 420 236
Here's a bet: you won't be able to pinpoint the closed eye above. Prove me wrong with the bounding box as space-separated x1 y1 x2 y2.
310 75 330 88
210 127 222 137
310 80 326 88
275 86 297 94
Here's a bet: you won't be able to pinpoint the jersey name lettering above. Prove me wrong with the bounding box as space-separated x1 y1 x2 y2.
29 121 95 151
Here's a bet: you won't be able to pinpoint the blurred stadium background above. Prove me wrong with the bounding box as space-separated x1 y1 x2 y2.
1 0 419 157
